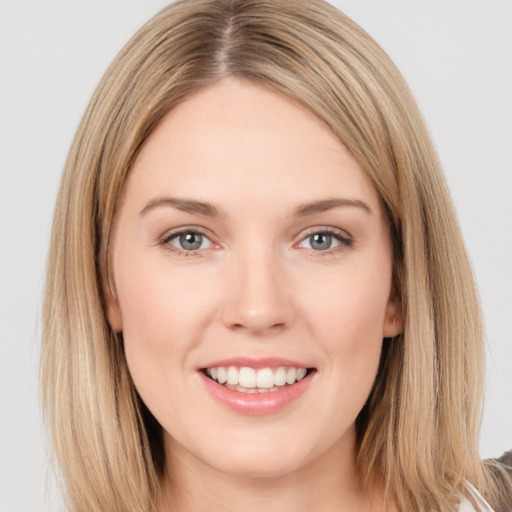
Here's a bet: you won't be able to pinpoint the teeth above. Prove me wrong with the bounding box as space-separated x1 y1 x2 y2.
274 367 287 386
204 365 310 391
217 367 227 384
226 366 238 385
285 368 297 384
239 367 256 388
256 368 274 388
296 368 307 381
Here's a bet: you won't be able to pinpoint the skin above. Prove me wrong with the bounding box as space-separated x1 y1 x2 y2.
107 79 401 512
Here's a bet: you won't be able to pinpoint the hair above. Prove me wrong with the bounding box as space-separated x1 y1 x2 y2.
41 1 511 511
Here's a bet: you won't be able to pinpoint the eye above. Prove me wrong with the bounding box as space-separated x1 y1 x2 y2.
298 229 352 252
162 230 214 253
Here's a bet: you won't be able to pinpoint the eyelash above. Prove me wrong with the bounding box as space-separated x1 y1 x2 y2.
159 227 214 257
297 227 354 255
158 226 354 257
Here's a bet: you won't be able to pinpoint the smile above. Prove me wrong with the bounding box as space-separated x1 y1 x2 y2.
204 366 310 393
199 361 316 415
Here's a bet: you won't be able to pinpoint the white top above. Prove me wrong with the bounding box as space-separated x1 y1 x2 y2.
459 483 495 512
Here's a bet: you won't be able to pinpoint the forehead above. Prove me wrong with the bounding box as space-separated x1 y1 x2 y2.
128 79 381 214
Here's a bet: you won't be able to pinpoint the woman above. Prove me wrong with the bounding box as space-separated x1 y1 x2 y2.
40 0 512 511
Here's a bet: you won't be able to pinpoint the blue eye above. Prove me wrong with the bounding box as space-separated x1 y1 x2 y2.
309 233 334 250
299 230 352 252
165 231 213 252
178 232 203 250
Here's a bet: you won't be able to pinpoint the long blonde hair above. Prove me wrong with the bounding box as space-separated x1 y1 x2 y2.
41 1 509 510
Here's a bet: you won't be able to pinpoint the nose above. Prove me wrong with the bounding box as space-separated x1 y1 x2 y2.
221 248 293 335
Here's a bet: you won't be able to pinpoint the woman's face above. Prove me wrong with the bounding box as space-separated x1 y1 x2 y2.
107 79 400 479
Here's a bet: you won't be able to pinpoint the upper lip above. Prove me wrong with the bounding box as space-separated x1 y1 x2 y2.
199 357 313 370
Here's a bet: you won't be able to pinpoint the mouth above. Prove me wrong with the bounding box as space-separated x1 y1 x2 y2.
201 365 316 394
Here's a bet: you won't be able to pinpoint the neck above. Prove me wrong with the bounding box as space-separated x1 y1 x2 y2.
157 428 389 512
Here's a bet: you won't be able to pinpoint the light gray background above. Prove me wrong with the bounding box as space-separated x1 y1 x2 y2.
1 1 511 510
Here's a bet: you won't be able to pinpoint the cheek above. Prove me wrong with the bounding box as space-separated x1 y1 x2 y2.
302 263 391 348
113 259 224 435
113 257 218 390
116 255 214 338
297 259 391 399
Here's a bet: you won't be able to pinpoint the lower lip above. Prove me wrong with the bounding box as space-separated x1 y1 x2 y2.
199 372 314 415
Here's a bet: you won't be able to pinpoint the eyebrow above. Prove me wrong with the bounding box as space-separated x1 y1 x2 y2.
294 198 373 217
140 196 222 217
140 196 372 218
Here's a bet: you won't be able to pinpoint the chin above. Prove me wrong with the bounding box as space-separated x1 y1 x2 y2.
207 453 305 480
191 431 320 479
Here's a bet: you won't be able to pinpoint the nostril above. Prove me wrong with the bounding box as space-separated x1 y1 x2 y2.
228 318 287 335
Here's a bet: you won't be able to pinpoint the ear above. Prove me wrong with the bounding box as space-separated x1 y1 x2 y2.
101 252 123 332
382 287 403 338
106 287 123 332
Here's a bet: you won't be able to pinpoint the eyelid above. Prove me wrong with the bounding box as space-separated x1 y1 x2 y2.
297 225 353 241
295 226 354 252
158 226 218 254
